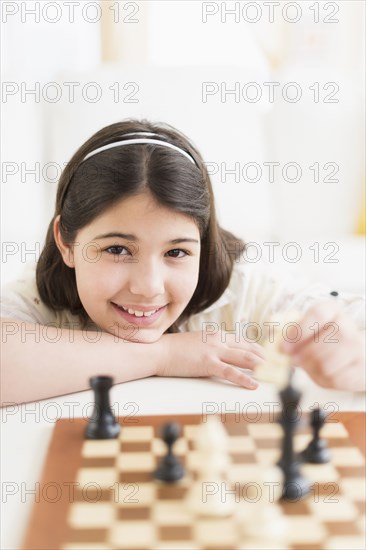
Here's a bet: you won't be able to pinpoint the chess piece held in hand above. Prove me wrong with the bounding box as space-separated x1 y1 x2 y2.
255 310 301 389
85 376 121 440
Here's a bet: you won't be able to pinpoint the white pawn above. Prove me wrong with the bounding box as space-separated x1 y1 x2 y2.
237 464 288 544
186 416 235 517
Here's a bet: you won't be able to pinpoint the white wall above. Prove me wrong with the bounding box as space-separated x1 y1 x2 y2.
1 1 101 282
1 1 365 291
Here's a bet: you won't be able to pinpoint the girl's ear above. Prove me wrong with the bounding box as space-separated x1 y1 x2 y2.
53 215 75 268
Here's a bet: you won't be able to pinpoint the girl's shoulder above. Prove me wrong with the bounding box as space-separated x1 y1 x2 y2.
0 263 85 329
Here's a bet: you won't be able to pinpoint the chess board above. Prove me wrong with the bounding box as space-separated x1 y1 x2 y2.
23 413 366 550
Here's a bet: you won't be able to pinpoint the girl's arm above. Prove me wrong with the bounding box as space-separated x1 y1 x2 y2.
0 318 159 405
1 318 265 406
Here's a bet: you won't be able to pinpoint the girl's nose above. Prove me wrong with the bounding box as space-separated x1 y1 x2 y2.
128 260 165 298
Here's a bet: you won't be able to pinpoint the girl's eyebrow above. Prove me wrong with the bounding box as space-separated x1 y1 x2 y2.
92 232 199 245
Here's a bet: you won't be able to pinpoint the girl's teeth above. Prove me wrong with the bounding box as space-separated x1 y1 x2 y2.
128 308 140 315
143 310 155 317
122 306 158 317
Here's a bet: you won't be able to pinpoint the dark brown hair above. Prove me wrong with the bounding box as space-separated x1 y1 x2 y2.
36 119 245 332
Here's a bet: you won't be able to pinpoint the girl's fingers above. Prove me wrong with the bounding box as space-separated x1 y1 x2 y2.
209 361 258 389
219 348 265 371
281 302 342 355
294 348 338 383
292 329 364 391
223 336 266 359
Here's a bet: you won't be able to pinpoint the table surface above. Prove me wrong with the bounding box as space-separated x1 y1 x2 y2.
1 370 365 550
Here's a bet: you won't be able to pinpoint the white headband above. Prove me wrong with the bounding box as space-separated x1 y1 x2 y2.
82 132 196 165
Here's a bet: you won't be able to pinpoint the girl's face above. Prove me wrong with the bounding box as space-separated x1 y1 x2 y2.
55 193 201 342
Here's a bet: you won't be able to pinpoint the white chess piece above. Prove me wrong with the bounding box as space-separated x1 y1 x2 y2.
255 310 301 388
237 464 288 543
186 416 236 517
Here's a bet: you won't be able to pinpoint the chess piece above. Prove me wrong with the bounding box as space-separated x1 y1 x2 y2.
301 407 331 463
255 311 300 389
278 381 310 501
186 416 235 516
154 422 185 482
85 376 121 439
239 464 288 542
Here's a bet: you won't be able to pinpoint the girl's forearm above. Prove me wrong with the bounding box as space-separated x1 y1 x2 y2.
0 318 161 405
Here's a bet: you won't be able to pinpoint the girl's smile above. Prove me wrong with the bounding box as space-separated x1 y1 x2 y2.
56 192 201 342
111 302 167 326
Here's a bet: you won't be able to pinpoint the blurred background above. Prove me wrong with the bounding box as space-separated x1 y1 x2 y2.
1 0 365 292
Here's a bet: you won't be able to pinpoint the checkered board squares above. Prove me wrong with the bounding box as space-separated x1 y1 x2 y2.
22 414 365 550
62 418 366 550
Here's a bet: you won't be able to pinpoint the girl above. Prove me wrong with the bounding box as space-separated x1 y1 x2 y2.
1 120 365 404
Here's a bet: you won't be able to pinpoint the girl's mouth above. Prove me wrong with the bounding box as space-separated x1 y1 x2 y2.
111 302 167 326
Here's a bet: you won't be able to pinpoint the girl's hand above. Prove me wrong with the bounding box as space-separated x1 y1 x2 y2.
157 330 266 389
279 301 366 391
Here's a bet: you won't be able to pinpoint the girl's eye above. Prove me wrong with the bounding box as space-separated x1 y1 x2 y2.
166 248 188 258
106 246 129 255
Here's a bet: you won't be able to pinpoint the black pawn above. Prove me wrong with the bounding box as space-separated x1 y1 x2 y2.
154 423 185 483
301 407 331 464
278 382 310 501
85 376 120 439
